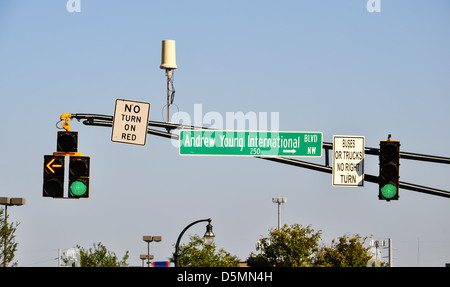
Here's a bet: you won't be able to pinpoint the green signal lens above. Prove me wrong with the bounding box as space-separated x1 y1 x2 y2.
70 180 87 196
381 184 397 199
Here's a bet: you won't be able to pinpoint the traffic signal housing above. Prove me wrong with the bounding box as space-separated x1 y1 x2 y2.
43 155 65 198
57 131 78 153
379 140 400 201
68 156 90 198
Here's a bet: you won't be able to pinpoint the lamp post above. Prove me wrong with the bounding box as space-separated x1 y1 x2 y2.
173 218 215 267
0 197 25 267
139 254 154 267
142 236 161 267
272 197 286 230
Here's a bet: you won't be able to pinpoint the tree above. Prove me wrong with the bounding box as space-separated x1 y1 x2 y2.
62 242 129 267
314 234 373 267
247 223 322 267
170 235 240 267
0 208 19 267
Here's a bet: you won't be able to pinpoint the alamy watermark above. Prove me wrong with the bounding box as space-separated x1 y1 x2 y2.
66 0 81 13
169 104 280 148
366 0 381 13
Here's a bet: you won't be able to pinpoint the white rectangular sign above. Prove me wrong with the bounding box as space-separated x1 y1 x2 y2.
111 99 150 146
332 135 365 186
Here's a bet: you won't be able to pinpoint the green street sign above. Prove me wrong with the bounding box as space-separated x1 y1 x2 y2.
179 130 322 157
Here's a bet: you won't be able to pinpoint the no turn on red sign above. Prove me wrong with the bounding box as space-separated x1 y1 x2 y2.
332 135 365 187
111 99 150 146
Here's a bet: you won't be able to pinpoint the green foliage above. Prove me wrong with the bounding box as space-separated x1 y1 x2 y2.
247 223 322 267
0 208 19 267
247 223 377 267
63 242 129 267
171 235 240 267
314 234 372 267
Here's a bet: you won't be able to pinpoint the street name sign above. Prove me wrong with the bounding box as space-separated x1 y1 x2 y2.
332 135 365 186
111 99 150 146
179 130 322 157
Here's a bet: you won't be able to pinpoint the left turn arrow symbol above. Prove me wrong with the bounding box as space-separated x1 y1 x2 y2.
46 158 62 173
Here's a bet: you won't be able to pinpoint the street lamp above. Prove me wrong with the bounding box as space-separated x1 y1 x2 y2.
142 235 161 267
0 197 25 267
203 221 215 245
139 254 154 267
173 218 215 267
272 197 286 230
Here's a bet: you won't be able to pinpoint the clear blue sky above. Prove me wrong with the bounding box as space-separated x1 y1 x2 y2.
1 0 449 267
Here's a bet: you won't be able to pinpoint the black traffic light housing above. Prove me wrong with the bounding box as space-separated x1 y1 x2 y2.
43 155 65 198
44 119 91 199
68 156 90 198
57 131 78 153
379 140 400 201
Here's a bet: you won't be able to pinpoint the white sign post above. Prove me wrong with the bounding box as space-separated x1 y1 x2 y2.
332 135 365 186
111 99 150 146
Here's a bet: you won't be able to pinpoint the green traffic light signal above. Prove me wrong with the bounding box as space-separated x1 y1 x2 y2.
69 180 88 197
68 156 90 198
379 140 400 201
380 183 397 199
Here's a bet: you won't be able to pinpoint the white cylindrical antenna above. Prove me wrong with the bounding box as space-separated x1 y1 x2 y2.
160 40 177 70
160 40 178 125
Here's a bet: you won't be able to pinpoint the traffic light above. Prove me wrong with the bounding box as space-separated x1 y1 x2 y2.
43 155 65 197
68 156 90 198
379 140 400 201
57 131 78 153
